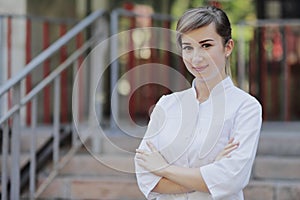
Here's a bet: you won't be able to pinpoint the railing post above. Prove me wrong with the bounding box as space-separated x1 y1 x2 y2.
43 21 51 124
72 61 79 146
110 10 119 129
0 16 4 117
59 24 68 123
10 82 21 200
1 121 9 200
7 17 12 113
53 76 61 167
25 18 32 125
282 26 290 121
237 24 247 91
29 97 37 199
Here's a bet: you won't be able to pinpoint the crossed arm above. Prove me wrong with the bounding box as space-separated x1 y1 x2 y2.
135 138 239 194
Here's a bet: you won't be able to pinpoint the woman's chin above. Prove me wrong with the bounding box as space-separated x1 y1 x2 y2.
194 71 224 83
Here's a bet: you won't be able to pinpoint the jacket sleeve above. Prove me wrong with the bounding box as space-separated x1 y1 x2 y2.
200 97 262 199
135 98 166 199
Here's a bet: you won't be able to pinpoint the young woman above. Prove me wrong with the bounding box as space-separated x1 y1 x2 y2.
135 6 262 200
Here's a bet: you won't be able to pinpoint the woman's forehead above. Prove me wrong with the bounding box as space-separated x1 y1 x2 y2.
181 23 220 43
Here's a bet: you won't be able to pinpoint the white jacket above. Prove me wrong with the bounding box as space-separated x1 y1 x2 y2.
135 77 262 200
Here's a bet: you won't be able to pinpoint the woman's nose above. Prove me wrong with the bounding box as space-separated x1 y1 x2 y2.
191 51 204 65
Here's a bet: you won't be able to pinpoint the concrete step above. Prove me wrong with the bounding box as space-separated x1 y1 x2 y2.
60 154 136 175
74 122 300 157
35 122 300 199
37 154 144 199
79 132 142 155
257 131 300 156
1 127 52 174
80 122 300 156
253 156 300 180
244 180 300 200
37 176 145 200
19 126 53 153
0 154 29 174
38 176 300 200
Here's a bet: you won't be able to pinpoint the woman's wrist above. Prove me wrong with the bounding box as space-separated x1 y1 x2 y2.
160 165 175 179
152 164 171 178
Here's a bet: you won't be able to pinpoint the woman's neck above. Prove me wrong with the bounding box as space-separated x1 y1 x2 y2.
194 75 227 103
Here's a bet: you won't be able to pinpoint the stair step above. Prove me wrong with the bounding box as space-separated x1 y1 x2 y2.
257 122 300 156
257 132 300 156
260 122 300 134
35 122 300 199
1 127 53 174
80 133 142 155
253 156 300 180
36 153 141 199
60 154 136 175
19 126 52 152
38 176 145 200
0 154 29 174
80 122 300 156
244 180 300 200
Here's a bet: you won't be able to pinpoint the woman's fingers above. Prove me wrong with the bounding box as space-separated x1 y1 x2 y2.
222 143 239 156
215 139 239 161
146 141 158 152
135 149 148 160
135 149 145 154
223 139 239 150
228 137 234 144
135 141 157 158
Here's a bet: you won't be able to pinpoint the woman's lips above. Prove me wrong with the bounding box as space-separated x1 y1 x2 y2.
193 65 208 72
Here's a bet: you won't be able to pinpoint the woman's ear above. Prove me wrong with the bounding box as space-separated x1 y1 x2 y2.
225 39 234 57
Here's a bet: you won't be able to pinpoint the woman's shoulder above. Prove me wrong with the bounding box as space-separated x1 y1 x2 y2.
229 86 262 110
156 88 194 109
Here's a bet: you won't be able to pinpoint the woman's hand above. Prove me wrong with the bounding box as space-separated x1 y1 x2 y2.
136 138 239 176
135 141 168 176
215 138 239 161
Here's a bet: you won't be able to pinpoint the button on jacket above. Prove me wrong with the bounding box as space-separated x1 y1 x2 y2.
135 77 262 200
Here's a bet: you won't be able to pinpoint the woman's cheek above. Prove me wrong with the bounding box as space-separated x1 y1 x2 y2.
183 59 194 73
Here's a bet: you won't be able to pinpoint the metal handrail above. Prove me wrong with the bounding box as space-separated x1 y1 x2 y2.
0 13 78 24
0 10 106 200
0 10 105 97
238 18 300 27
0 37 96 125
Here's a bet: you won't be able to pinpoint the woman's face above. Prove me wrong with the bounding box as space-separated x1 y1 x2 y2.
181 23 233 82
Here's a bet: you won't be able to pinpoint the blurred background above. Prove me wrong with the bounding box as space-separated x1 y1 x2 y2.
0 0 300 199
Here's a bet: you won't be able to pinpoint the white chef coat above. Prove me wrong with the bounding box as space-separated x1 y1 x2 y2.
135 77 262 200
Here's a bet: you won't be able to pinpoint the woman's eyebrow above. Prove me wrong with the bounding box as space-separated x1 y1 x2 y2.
182 39 214 46
198 39 214 44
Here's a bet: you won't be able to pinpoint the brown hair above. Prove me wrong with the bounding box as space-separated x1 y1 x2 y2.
176 6 232 75
176 6 232 49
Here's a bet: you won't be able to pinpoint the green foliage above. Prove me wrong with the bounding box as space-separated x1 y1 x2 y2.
169 0 256 80
170 0 256 42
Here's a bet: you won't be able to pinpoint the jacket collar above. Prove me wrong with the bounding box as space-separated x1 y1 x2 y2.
191 76 234 103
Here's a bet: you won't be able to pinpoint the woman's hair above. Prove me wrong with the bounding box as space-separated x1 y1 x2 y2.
176 6 232 75
176 6 232 49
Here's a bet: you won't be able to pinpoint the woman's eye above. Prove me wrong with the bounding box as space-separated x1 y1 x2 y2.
182 46 193 51
201 43 212 49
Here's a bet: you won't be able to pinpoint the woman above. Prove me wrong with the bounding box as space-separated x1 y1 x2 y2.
135 6 262 200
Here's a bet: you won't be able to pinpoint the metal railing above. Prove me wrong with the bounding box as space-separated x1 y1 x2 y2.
236 19 300 121
0 10 106 200
0 14 78 125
